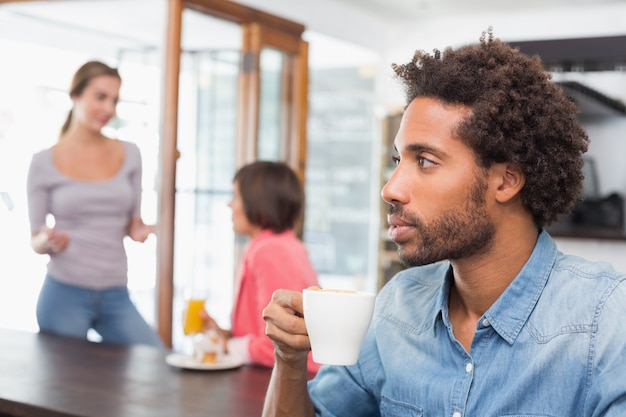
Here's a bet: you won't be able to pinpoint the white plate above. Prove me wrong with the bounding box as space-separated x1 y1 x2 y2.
165 352 245 371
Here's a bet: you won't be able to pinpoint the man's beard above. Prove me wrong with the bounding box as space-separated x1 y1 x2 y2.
389 176 496 267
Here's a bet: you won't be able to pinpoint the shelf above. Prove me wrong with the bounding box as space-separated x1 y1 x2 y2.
547 225 626 241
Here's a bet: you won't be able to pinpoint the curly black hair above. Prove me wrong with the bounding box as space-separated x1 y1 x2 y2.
392 28 589 228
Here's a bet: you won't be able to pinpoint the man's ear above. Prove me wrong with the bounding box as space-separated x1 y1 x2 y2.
494 163 525 204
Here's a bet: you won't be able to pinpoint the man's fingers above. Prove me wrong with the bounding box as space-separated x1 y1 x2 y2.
263 289 312 356
270 288 304 315
264 301 308 337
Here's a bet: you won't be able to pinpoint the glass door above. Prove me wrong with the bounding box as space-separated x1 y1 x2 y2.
172 47 241 351
157 1 310 347
257 48 285 161
169 14 308 351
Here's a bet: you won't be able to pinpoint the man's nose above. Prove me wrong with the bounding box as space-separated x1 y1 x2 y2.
381 164 410 206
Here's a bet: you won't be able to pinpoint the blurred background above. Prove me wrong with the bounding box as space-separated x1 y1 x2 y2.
1 0 625 350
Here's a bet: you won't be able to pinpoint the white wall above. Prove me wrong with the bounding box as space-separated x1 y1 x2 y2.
377 3 626 109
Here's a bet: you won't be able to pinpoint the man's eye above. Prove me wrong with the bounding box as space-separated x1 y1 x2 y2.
391 156 400 166
418 156 435 168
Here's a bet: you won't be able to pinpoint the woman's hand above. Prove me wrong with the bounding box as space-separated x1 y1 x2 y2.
198 310 232 353
128 217 156 243
31 227 70 254
199 310 232 340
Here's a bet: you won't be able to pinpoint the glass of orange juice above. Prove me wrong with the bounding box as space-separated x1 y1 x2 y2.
183 289 207 335
183 298 205 335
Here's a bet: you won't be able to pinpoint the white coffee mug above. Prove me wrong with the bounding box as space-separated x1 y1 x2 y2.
303 288 376 366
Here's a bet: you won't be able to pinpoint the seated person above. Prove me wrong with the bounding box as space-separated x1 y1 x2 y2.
195 161 321 374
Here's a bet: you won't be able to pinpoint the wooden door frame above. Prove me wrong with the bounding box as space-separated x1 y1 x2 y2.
157 0 184 348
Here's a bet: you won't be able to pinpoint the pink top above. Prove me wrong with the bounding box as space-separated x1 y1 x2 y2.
231 229 321 374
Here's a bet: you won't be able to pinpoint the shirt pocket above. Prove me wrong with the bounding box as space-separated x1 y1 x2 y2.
380 395 423 417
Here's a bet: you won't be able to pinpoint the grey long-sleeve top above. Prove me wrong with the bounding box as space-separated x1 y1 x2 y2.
27 140 143 289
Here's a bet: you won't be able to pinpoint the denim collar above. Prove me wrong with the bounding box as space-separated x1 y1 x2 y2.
437 229 557 344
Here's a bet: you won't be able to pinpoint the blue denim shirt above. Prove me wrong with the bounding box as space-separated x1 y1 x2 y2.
309 231 626 416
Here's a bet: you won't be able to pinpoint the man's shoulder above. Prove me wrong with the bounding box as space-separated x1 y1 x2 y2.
536 252 626 329
544 251 626 307
553 251 626 285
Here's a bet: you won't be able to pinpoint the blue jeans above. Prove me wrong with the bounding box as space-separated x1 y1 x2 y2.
36 275 163 348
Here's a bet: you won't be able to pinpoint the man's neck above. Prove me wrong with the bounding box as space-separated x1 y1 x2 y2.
447 224 539 350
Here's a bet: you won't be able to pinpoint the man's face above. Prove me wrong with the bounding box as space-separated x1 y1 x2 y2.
228 180 254 236
381 97 496 267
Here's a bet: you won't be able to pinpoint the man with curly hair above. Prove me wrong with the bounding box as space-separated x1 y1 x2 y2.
261 28 626 416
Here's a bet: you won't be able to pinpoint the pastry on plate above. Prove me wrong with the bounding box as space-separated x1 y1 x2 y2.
192 329 225 364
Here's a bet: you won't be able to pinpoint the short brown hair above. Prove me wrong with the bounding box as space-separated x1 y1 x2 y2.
234 161 304 233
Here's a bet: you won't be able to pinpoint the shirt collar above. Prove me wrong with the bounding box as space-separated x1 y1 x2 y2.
436 229 557 344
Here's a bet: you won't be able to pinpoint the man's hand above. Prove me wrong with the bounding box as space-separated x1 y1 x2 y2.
262 288 318 417
263 288 316 364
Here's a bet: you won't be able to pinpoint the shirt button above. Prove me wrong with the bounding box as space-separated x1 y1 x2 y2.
465 362 473 373
453 411 461 417
482 318 490 327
